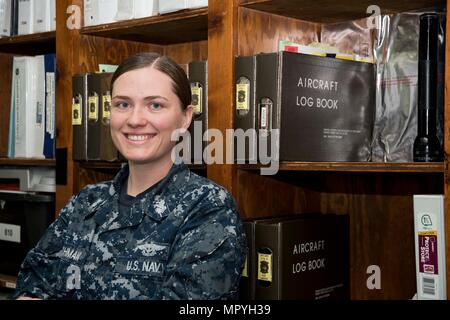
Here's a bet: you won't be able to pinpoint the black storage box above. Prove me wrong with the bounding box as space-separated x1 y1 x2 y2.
0 192 55 276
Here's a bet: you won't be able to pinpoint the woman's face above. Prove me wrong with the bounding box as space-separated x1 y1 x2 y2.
111 66 192 165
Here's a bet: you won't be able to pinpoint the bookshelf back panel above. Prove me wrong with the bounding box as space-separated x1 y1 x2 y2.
237 7 320 56
164 40 208 65
78 35 164 73
240 0 445 23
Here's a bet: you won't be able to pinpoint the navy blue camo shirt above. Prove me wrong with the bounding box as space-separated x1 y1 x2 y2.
13 163 247 300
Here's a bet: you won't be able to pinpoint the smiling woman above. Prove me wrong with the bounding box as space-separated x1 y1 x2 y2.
109 54 193 195
13 53 247 300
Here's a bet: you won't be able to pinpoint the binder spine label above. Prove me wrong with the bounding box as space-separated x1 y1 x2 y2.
257 252 272 282
414 194 446 300
259 98 272 137
417 211 440 299
191 83 203 114
236 80 250 111
72 96 82 126
36 101 43 127
46 73 55 138
88 94 99 121
418 230 439 275
102 94 111 122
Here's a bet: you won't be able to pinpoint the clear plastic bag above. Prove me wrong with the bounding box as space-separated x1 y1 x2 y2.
321 9 445 162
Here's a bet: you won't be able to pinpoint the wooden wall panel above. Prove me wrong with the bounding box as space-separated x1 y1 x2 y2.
78 35 163 73
236 169 321 218
237 7 320 56
0 54 13 158
164 40 208 64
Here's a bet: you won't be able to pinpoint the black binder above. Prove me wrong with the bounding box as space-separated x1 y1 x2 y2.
254 214 350 300
72 74 89 161
239 220 256 300
87 74 101 160
188 60 208 164
255 51 375 162
98 72 118 161
234 55 258 163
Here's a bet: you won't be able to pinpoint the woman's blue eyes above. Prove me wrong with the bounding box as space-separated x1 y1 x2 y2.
116 102 129 109
151 103 162 110
114 102 163 110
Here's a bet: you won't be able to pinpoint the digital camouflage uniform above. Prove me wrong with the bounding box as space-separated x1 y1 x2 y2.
13 163 247 300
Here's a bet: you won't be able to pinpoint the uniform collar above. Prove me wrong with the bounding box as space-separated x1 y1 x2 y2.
87 162 189 228
137 162 189 221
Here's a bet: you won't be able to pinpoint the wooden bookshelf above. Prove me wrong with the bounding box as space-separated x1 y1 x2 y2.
0 158 56 167
0 31 56 55
218 0 449 299
81 8 208 44
238 162 445 173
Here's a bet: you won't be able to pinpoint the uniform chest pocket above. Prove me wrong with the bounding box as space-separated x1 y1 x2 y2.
55 245 88 295
108 243 170 300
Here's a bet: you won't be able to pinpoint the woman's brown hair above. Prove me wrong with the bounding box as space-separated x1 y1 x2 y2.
110 52 191 109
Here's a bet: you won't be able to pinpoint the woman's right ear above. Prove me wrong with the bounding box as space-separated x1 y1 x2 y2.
182 105 194 131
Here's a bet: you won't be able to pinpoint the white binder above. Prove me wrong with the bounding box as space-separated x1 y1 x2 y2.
50 0 56 31
84 0 118 26
84 0 95 26
187 0 207 9
414 195 447 300
133 0 158 19
33 0 51 33
115 0 134 21
158 0 187 14
18 0 33 35
0 0 12 37
11 56 45 158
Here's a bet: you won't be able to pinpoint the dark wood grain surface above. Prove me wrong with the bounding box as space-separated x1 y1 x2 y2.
240 0 445 23
81 8 208 45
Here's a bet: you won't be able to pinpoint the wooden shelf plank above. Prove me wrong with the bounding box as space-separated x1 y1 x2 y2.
81 8 208 45
0 158 55 167
238 162 444 173
0 274 16 290
0 31 56 55
240 0 445 23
